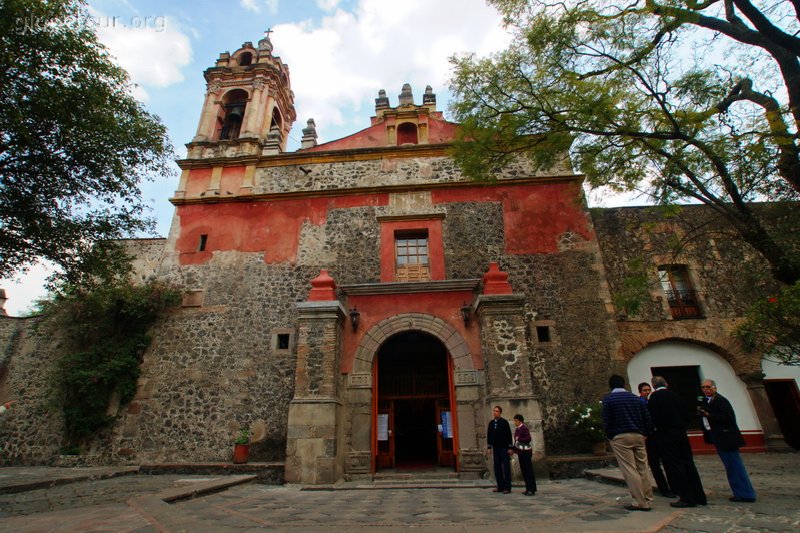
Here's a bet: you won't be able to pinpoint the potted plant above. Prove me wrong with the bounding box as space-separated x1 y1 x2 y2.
232 428 251 464
566 402 607 455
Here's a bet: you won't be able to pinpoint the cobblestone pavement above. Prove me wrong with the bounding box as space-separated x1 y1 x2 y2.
0 453 797 532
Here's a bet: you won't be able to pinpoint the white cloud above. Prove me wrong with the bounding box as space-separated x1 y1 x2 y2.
316 0 340 12
91 11 193 101
273 0 511 144
240 0 279 14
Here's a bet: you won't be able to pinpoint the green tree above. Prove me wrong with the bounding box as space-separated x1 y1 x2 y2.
736 281 800 366
449 0 800 285
0 0 173 289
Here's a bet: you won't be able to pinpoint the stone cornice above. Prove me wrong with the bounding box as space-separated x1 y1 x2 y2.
176 142 455 170
341 279 480 296
169 175 584 206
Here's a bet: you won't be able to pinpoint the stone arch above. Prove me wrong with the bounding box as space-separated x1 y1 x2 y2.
351 313 472 374
216 88 250 140
618 328 759 376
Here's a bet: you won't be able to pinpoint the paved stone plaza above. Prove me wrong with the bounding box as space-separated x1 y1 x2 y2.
0 453 797 532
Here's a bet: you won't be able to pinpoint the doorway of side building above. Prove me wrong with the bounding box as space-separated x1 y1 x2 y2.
651 365 702 430
373 331 457 472
764 379 800 449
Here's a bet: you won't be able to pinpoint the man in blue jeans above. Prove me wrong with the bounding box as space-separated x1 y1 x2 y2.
486 405 512 493
699 379 757 502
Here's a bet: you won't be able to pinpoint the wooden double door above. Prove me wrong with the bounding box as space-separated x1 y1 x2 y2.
373 332 457 471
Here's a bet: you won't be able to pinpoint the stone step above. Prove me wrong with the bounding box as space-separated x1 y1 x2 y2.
140 462 284 484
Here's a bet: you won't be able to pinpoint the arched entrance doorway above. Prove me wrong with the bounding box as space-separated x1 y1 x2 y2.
373 331 457 471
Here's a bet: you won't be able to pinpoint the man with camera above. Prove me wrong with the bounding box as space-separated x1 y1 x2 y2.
698 379 757 502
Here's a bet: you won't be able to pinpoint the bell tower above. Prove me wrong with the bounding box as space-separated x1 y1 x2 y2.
186 32 296 159
173 32 297 202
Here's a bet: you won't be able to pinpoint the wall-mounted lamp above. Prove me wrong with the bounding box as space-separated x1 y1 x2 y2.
349 307 360 332
460 302 471 325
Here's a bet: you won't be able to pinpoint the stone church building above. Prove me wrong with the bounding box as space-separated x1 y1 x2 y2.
1 35 797 483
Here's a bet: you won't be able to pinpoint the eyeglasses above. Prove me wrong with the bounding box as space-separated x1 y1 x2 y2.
701 386 714 389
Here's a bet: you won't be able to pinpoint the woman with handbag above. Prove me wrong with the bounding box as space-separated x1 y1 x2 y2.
509 414 537 496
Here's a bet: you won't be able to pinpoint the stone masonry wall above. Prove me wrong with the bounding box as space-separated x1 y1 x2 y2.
591 205 788 375
1 183 618 464
0 317 69 464
253 154 565 195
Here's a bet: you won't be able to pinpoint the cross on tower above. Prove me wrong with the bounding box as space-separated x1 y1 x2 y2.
264 28 273 39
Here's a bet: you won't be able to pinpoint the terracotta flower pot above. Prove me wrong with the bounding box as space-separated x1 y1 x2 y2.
233 443 250 464
591 441 607 456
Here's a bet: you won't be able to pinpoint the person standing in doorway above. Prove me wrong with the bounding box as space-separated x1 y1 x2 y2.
602 375 654 511
638 382 675 498
648 376 707 508
698 379 757 502
509 414 537 496
486 405 512 493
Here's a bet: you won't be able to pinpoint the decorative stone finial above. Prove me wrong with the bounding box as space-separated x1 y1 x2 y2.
482 262 513 295
375 89 389 111
308 270 337 301
301 118 318 149
398 83 414 106
423 85 436 107
262 124 282 155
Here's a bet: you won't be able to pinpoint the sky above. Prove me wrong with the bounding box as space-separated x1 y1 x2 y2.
1 0 644 317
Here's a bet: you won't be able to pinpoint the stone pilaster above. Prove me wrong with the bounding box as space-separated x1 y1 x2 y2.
741 372 792 452
476 293 534 397
284 300 347 484
476 292 547 460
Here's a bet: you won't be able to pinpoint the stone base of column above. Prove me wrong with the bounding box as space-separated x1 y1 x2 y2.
284 399 343 485
765 433 793 452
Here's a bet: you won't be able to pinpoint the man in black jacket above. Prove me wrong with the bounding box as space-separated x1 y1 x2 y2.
699 379 757 502
647 376 707 508
486 405 512 493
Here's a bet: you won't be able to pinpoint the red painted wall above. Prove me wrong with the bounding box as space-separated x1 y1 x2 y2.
687 431 767 454
432 182 593 254
175 180 591 264
342 291 483 373
185 168 212 197
220 166 245 194
176 194 389 264
303 117 459 152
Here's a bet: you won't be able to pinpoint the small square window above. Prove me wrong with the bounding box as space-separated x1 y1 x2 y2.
271 329 294 354
536 326 551 343
277 333 290 350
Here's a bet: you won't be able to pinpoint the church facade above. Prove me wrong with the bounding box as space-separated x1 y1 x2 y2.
1 35 796 481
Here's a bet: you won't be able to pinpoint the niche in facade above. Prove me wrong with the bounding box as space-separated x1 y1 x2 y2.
397 122 419 145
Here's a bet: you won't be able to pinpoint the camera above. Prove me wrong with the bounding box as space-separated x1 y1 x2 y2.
696 396 708 415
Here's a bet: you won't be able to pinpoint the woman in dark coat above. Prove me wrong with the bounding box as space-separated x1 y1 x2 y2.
509 414 537 496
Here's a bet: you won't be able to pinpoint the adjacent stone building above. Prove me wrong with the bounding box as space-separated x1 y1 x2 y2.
1 35 797 481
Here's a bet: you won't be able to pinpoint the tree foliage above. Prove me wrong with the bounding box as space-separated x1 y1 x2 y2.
736 281 800 365
449 0 800 285
0 0 173 289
